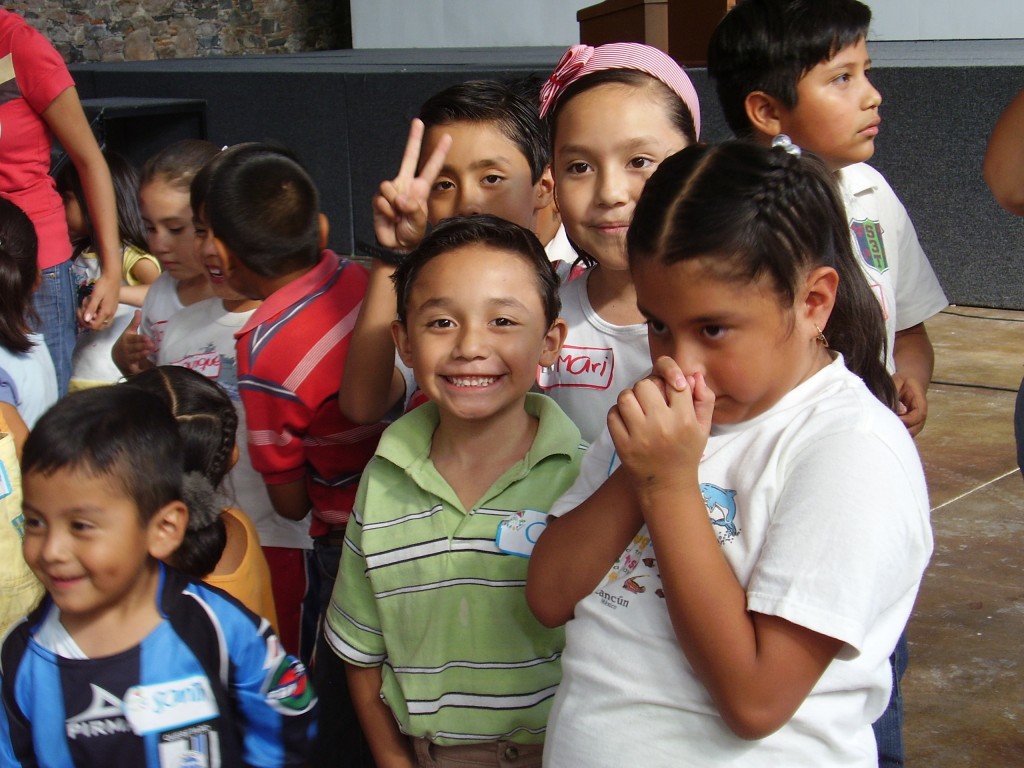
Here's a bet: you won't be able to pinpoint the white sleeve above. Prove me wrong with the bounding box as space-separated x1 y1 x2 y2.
550 426 617 517
746 426 932 653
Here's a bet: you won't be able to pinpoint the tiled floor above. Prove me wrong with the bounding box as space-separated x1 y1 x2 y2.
903 306 1024 766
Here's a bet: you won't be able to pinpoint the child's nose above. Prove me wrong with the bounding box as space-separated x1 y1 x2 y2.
455 189 483 217
40 530 71 563
863 80 882 110
595 168 629 207
150 231 172 254
670 340 704 376
454 324 488 359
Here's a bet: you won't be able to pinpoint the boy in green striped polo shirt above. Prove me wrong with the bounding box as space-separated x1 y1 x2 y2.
325 214 586 767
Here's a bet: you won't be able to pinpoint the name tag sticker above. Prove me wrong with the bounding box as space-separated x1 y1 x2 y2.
0 459 12 501
495 509 548 558
123 675 218 735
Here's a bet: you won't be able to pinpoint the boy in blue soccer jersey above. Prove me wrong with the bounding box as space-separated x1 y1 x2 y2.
0 386 316 767
325 215 585 767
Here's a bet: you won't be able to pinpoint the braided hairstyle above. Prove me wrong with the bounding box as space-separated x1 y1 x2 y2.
126 366 239 577
628 140 896 408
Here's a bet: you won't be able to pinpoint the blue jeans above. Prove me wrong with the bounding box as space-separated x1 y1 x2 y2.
32 260 77 397
873 631 909 768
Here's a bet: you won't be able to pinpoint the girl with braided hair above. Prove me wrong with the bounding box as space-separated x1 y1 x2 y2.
528 140 933 765
128 365 279 633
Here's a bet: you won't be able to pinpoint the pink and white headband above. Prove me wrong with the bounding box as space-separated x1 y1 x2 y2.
538 43 701 140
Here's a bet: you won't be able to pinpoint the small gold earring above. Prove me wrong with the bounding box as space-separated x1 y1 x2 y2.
815 325 829 348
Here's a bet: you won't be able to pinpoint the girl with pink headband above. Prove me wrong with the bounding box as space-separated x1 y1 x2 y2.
534 42 701 443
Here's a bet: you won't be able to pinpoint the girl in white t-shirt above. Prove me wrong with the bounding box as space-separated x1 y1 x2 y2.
528 141 932 766
111 140 219 376
534 43 701 441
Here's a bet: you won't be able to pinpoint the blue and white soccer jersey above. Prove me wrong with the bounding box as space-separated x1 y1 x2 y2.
0 565 316 767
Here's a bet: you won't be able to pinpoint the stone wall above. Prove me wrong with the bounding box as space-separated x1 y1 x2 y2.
8 1 350 63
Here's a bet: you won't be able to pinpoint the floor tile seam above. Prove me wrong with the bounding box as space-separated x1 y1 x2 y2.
930 468 1022 512
938 308 1024 324
930 380 1019 393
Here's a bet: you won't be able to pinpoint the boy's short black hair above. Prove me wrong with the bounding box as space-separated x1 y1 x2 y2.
707 0 872 137
21 387 184 522
204 143 321 277
392 214 561 328
418 79 550 183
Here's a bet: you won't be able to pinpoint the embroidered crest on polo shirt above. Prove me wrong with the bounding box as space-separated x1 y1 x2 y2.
850 218 890 273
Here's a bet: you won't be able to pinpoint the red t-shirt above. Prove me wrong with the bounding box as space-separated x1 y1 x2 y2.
0 10 75 269
235 250 386 538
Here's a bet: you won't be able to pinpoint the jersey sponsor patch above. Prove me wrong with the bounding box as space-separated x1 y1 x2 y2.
123 675 218 735
263 655 315 714
158 723 220 768
65 684 132 740
538 344 615 390
850 218 889 273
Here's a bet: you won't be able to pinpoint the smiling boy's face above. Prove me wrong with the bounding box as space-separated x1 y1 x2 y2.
21 465 184 640
422 120 552 232
772 37 882 171
393 243 565 428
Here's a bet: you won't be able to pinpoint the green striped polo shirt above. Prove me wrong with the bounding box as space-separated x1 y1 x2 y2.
325 393 586 745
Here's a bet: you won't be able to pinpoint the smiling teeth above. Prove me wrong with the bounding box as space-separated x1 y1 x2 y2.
448 376 496 387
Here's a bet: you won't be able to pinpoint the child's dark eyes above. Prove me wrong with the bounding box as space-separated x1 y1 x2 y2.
22 516 44 533
566 161 591 175
702 325 727 340
168 227 186 236
432 180 456 193
426 318 454 329
481 174 504 185
646 319 667 335
629 157 655 170
492 317 517 327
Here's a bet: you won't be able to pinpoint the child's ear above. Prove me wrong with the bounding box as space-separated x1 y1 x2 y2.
391 319 414 369
801 266 839 332
745 91 786 140
533 166 555 212
229 444 240 471
146 501 188 561
318 213 330 250
538 317 569 368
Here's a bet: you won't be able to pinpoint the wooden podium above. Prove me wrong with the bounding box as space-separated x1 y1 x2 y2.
577 0 736 67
